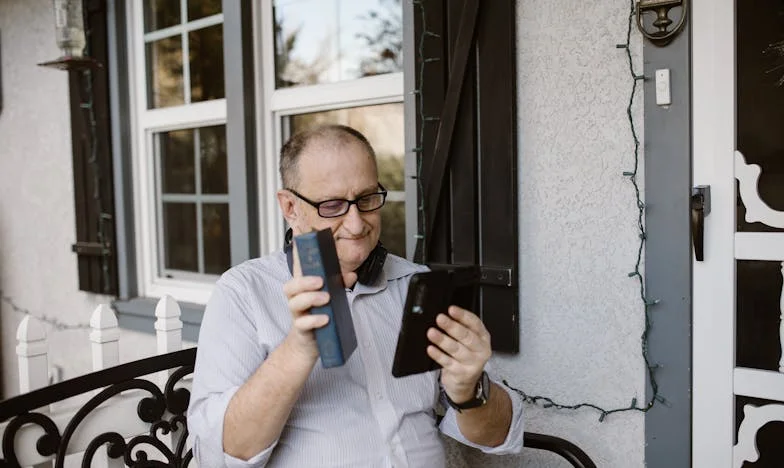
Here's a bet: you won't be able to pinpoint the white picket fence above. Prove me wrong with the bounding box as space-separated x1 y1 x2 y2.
3 295 194 467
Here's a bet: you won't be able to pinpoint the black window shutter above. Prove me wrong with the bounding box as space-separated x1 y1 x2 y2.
413 0 518 352
67 0 118 295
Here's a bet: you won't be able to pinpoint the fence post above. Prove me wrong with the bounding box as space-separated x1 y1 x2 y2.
90 304 120 370
16 315 54 467
154 295 185 456
155 295 183 356
16 315 49 393
88 305 125 468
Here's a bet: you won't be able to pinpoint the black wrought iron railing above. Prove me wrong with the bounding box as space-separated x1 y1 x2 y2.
0 347 595 468
524 432 597 468
0 348 196 468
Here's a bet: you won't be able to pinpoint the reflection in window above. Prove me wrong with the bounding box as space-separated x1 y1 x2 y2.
156 126 231 277
146 36 185 108
144 2 224 109
273 0 402 88
288 103 406 257
189 24 225 102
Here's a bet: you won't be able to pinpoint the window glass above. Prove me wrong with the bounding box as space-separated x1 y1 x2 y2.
188 0 221 21
156 125 231 276
144 0 180 32
273 0 403 88
144 2 224 109
163 202 198 271
146 36 185 108
189 24 225 102
288 103 406 257
160 129 195 193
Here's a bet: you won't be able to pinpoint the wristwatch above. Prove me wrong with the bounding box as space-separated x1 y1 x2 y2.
444 371 490 412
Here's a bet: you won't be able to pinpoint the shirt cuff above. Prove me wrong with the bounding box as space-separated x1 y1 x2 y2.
223 442 278 468
438 379 525 455
190 385 279 468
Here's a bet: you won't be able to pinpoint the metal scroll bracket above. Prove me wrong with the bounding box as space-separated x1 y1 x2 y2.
636 0 688 47
691 185 711 261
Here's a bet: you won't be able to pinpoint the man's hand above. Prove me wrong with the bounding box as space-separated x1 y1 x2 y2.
281 271 358 364
426 305 492 403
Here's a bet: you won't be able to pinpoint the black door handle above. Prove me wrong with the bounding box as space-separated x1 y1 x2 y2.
691 185 711 261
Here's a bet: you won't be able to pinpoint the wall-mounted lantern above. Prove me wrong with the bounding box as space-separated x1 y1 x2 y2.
636 0 688 47
39 0 99 70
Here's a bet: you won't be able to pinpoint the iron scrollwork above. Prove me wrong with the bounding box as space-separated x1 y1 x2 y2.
0 349 196 467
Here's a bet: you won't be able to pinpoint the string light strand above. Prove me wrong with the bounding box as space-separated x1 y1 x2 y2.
0 291 91 331
503 0 664 421
411 0 442 262
82 16 113 294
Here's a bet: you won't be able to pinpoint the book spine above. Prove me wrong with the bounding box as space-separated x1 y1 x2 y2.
295 233 345 368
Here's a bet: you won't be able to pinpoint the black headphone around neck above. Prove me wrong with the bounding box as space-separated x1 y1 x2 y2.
284 228 388 286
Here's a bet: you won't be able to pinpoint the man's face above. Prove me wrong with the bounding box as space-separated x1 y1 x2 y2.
278 138 382 274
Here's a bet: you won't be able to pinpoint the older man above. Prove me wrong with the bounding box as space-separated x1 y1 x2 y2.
188 125 524 467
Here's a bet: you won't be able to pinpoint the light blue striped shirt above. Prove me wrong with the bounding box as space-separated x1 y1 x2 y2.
188 251 524 467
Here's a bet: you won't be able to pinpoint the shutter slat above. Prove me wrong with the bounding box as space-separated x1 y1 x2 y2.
413 0 518 352
475 0 519 352
420 0 481 257
66 1 118 295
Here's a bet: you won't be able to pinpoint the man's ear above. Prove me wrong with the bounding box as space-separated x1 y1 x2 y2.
277 190 297 225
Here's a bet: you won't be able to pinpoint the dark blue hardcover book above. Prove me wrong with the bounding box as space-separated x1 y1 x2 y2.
294 229 357 368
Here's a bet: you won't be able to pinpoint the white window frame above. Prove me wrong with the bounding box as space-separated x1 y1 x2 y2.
126 0 227 304
254 1 406 255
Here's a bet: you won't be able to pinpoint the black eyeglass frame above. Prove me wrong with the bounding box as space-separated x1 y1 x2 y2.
287 184 388 218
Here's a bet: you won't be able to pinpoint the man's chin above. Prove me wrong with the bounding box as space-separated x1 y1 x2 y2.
337 247 372 272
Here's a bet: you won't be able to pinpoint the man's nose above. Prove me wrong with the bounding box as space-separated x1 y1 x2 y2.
342 205 365 233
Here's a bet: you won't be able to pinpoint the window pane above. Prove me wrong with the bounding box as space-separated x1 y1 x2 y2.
203 203 231 274
146 36 185 108
288 102 405 257
163 203 198 272
160 129 195 194
188 0 221 21
273 0 403 88
144 0 181 33
199 125 228 194
380 201 405 257
190 24 225 102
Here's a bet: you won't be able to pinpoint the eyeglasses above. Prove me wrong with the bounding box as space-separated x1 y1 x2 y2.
287 184 388 218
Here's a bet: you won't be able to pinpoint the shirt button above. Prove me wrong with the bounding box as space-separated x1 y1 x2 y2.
376 392 383 400
364 341 371 349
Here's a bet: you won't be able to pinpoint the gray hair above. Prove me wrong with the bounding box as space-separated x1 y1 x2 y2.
279 124 377 189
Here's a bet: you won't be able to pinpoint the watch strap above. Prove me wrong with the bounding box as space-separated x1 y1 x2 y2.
444 371 489 412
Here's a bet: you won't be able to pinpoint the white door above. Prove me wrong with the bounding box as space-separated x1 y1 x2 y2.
693 0 784 466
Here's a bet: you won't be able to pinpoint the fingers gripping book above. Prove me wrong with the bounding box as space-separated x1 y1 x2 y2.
294 229 357 368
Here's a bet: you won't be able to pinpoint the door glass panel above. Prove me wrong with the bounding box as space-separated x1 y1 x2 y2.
736 260 783 371
273 0 403 88
287 103 406 257
736 0 784 233
735 396 784 467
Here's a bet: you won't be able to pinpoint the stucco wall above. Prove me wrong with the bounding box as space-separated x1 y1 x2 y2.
447 1 647 467
476 0 645 466
0 0 161 398
0 0 645 466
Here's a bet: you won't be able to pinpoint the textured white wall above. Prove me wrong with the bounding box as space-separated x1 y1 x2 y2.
0 0 159 398
448 1 647 467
